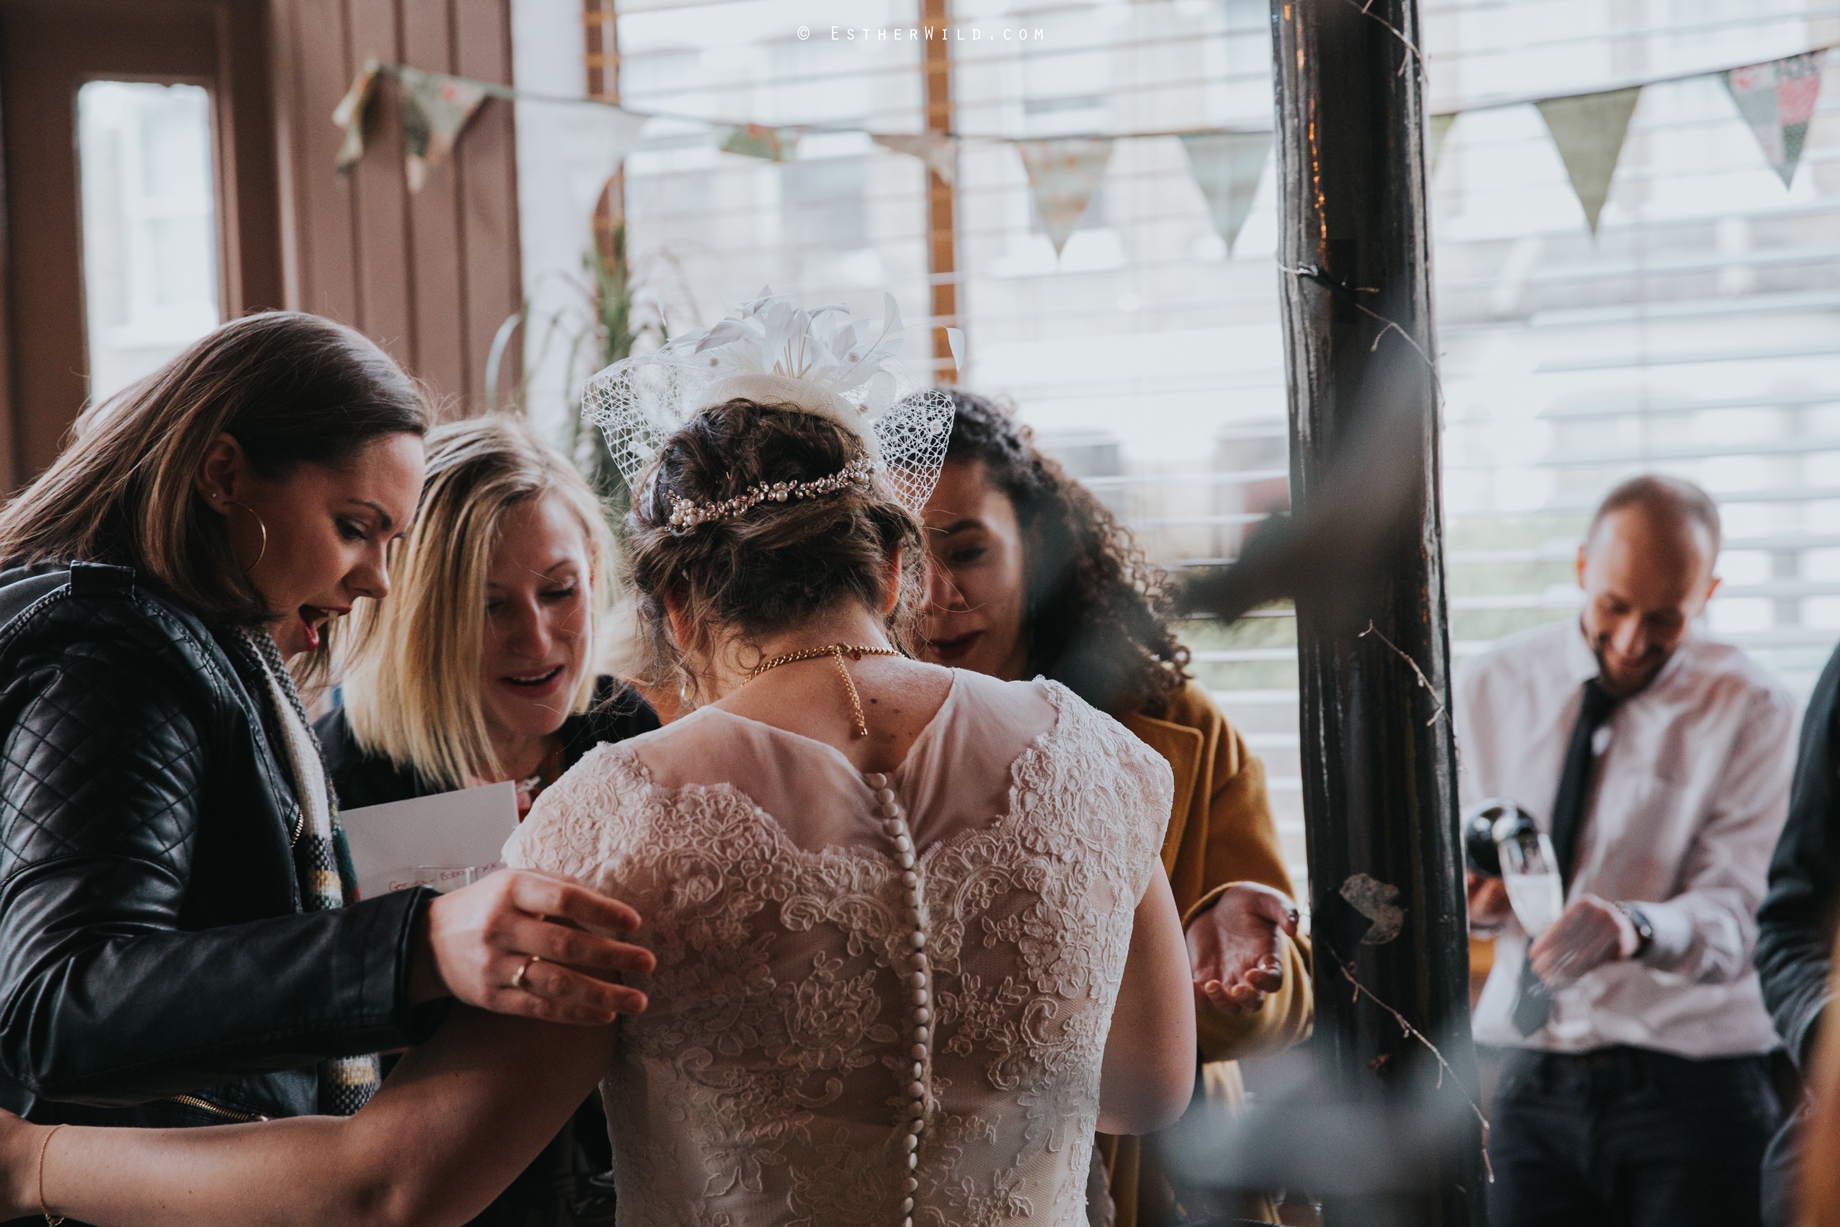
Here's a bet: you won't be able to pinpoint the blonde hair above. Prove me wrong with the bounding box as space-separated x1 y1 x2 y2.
340 416 616 789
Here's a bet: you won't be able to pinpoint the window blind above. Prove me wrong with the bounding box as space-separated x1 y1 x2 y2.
611 0 1840 892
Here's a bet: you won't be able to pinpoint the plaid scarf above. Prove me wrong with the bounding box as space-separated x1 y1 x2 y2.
237 629 381 1115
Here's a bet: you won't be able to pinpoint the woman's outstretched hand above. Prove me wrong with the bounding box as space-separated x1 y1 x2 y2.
1186 881 1300 1015
409 868 655 1025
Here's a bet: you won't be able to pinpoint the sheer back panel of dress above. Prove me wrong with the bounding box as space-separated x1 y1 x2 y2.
505 671 1173 1227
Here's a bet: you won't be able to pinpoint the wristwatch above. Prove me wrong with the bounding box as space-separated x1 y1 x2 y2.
1613 901 1654 959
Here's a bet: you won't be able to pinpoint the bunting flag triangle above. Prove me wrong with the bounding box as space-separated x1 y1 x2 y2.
1178 132 1269 255
1428 112 1457 173
1725 51 1826 188
872 132 959 185
1535 86 1641 234
399 66 492 192
717 123 800 162
542 105 650 218
1016 138 1114 256
331 58 382 174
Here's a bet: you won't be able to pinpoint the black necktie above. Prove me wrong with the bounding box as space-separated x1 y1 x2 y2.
1514 677 1620 1036
1549 678 1620 892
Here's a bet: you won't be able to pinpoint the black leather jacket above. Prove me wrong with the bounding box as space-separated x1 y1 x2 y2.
0 562 440 1128
1757 643 1840 1070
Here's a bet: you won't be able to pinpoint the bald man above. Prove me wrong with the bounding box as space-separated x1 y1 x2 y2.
1457 475 1797 1227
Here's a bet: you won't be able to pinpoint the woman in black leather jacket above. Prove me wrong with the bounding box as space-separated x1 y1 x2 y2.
0 313 650 1148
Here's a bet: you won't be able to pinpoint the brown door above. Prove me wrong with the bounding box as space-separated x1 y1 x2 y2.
0 0 281 488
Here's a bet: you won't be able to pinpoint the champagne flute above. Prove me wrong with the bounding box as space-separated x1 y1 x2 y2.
1498 828 1565 937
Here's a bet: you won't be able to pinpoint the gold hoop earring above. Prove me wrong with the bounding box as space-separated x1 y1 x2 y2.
222 499 268 572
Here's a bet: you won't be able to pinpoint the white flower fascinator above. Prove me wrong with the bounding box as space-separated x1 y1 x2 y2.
584 288 963 526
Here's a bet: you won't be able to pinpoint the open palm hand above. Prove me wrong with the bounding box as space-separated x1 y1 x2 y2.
1185 882 1300 1015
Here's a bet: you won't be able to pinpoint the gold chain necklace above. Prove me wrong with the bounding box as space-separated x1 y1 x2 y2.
746 643 903 738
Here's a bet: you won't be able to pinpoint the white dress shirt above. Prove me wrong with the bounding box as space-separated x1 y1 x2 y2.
1457 619 1798 1057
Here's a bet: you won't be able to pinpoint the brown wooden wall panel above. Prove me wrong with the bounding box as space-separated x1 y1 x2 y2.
401 0 467 404
0 0 281 484
272 0 361 324
454 0 519 415
270 0 520 415
214 2 286 314
344 0 415 364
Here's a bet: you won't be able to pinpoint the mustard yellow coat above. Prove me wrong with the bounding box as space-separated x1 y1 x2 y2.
1095 680 1314 1227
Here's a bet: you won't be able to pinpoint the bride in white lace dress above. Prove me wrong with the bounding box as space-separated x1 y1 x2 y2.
0 293 1195 1227
519 653 1180 1227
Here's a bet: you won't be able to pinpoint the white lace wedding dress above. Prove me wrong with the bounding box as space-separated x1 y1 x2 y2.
504 670 1173 1227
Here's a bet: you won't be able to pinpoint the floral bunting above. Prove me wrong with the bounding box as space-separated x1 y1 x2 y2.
399 66 493 192
331 58 381 173
525 101 650 218
1428 112 1457 172
1179 132 1270 255
717 124 800 163
1725 51 1826 187
335 45 1837 239
1016 138 1114 257
872 132 958 185
1535 86 1642 234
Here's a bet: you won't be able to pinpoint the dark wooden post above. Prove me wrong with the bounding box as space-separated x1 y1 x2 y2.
1268 1 1485 1223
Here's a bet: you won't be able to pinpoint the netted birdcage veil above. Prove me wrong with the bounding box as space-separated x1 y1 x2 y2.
583 288 959 520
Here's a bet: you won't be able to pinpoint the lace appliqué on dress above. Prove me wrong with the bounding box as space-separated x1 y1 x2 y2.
504 681 1173 1227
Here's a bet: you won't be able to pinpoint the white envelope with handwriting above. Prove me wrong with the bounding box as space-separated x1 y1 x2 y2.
340 782 518 899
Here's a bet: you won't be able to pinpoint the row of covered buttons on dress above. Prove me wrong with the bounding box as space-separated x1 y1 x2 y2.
866 769 928 1227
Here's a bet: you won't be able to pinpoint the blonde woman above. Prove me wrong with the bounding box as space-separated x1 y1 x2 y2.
317 415 658 818
314 415 658 1226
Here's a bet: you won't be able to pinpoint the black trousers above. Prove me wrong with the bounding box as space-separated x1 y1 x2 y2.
1487 1046 1780 1227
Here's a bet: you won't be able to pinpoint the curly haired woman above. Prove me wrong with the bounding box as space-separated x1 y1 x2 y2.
920 390 1313 1227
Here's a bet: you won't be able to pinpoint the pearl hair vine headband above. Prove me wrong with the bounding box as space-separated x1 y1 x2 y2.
583 288 963 531
667 456 875 529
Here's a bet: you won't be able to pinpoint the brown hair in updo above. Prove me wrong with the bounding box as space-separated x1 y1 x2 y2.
626 399 926 697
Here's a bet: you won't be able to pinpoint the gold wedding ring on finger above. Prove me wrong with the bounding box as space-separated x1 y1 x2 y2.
511 954 542 991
